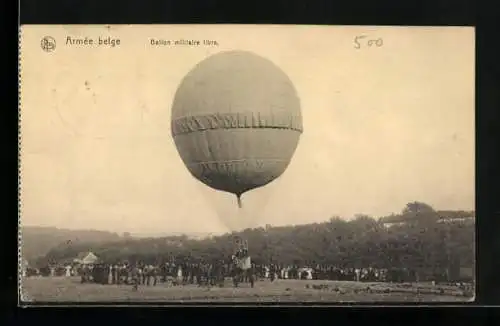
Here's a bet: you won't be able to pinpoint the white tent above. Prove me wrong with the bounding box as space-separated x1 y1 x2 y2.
73 251 99 265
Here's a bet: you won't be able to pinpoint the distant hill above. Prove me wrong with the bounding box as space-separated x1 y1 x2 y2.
19 226 212 265
20 226 122 263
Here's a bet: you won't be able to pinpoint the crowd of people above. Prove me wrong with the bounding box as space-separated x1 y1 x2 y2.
80 261 228 287
31 259 463 288
27 239 471 287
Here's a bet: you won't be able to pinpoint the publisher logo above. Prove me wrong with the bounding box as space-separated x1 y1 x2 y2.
41 36 56 52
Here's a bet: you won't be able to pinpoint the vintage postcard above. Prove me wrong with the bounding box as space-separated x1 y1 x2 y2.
19 25 475 303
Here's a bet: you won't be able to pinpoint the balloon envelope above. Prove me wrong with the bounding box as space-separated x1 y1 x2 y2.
171 50 303 203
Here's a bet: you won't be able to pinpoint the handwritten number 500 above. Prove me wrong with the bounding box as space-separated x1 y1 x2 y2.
354 35 383 49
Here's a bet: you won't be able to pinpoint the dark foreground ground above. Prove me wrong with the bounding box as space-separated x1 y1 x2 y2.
20 276 474 303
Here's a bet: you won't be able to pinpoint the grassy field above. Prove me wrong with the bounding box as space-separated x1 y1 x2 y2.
20 276 473 303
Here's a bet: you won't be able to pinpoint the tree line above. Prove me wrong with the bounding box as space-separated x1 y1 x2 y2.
37 202 475 276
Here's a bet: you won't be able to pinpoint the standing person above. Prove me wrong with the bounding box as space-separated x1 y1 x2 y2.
148 264 153 286
65 265 72 277
80 265 87 283
166 263 172 285
143 265 149 286
107 264 113 284
111 264 116 284
101 264 106 284
119 264 126 284
153 265 159 286
194 262 202 285
114 264 120 284
140 264 147 285
150 264 156 286
121 264 126 284
355 268 361 282
208 263 216 286
176 263 183 285
190 263 196 284
196 263 203 286
270 264 276 282
182 261 188 284
187 262 192 284
188 263 193 284
148 265 154 286
204 262 211 286
215 259 225 287
131 265 140 291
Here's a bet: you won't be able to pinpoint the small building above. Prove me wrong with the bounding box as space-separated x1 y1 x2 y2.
382 221 407 229
73 251 99 265
437 216 475 224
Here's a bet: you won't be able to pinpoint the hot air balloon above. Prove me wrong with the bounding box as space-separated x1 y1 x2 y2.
171 50 303 211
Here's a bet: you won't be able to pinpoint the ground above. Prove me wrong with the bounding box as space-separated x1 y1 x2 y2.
20 277 474 303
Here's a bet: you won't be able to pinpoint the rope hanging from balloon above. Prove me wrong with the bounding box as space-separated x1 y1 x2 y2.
236 194 242 208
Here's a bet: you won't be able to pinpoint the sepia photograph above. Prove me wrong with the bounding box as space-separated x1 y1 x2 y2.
19 25 475 303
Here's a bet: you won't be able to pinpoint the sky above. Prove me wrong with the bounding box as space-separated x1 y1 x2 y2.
20 25 475 235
